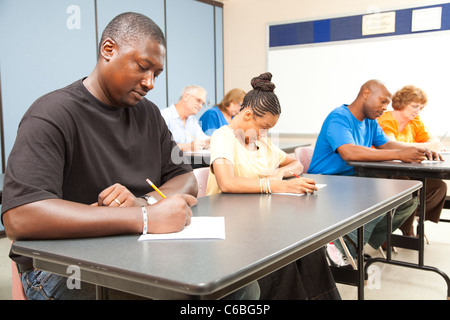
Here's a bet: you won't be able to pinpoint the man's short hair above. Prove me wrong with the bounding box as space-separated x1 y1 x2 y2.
99 12 166 57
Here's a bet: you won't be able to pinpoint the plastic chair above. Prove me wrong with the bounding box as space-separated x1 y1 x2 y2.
294 146 314 173
193 167 210 198
11 260 28 300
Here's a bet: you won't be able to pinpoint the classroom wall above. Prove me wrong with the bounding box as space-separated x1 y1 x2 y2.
223 0 446 91
0 0 223 171
222 0 447 140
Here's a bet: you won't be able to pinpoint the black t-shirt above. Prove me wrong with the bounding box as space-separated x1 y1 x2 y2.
2 78 191 219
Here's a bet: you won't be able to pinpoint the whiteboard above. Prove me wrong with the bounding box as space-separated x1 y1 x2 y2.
268 31 450 137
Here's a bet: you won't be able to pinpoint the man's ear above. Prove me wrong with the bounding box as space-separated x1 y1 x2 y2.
99 38 117 61
182 93 190 103
362 88 371 100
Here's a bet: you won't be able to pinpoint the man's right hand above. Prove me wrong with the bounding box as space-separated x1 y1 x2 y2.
399 147 443 163
146 194 197 234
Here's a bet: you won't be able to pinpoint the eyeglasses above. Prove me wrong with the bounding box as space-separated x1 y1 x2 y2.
187 93 205 106
409 103 425 111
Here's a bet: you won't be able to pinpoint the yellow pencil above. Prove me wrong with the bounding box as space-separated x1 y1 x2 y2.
146 178 166 199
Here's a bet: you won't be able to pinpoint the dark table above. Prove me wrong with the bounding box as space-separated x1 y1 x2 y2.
11 174 421 300
348 158 450 298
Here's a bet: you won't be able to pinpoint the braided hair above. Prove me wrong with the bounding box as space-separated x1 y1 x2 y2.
240 72 281 117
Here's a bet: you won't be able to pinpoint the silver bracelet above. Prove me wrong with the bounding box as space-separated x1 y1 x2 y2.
141 206 148 235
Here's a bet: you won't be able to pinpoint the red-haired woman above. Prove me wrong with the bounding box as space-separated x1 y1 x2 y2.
377 85 447 236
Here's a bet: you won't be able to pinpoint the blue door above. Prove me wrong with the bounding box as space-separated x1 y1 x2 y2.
165 0 216 118
0 0 97 166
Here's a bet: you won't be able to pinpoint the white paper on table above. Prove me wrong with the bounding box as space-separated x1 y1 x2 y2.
138 217 225 241
272 184 327 196
421 160 444 164
392 159 443 164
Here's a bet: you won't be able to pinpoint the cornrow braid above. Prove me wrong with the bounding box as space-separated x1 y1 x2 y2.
240 72 281 117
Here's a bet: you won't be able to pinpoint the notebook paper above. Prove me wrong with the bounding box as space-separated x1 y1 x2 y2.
138 216 225 241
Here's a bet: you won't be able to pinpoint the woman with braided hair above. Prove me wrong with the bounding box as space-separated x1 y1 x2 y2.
206 72 317 196
206 72 341 299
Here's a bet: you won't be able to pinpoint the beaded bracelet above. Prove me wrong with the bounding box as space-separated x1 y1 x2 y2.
141 206 148 235
259 178 272 194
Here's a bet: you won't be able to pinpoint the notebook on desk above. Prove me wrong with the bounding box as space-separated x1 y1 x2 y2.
138 217 225 241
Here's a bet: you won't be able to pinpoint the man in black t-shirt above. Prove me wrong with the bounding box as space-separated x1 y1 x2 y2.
0 12 260 300
3 12 197 247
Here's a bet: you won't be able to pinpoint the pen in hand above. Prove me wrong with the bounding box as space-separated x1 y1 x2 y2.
290 171 301 179
146 178 166 199
290 171 318 194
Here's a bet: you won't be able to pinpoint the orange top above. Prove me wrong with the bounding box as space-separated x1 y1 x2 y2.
377 111 431 143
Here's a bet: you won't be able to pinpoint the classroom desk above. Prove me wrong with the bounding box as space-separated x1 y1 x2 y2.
348 157 450 298
11 174 421 300
278 142 311 154
183 149 210 167
183 142 311 167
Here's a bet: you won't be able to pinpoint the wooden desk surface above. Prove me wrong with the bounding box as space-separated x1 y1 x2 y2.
12 174 421 299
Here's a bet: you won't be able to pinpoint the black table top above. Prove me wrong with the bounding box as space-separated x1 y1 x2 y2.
12 174 421 299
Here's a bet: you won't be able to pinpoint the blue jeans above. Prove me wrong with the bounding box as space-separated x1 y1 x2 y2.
20 269 260 300
334 197 418 258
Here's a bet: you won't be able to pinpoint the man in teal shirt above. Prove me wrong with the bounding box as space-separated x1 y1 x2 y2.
308 80 439 265
308 104 389 176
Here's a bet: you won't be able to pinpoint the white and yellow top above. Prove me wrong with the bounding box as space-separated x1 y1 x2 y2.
206 125 286 195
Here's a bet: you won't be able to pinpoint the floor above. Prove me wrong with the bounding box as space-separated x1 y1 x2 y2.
0 234 12 300
337 209 450 300
1 210 449 300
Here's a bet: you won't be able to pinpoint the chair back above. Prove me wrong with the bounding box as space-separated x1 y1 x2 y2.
294 146 314 173
193 167 210 198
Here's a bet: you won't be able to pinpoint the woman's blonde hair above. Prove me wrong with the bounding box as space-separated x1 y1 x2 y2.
392 85 428 110
218 88 246 112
